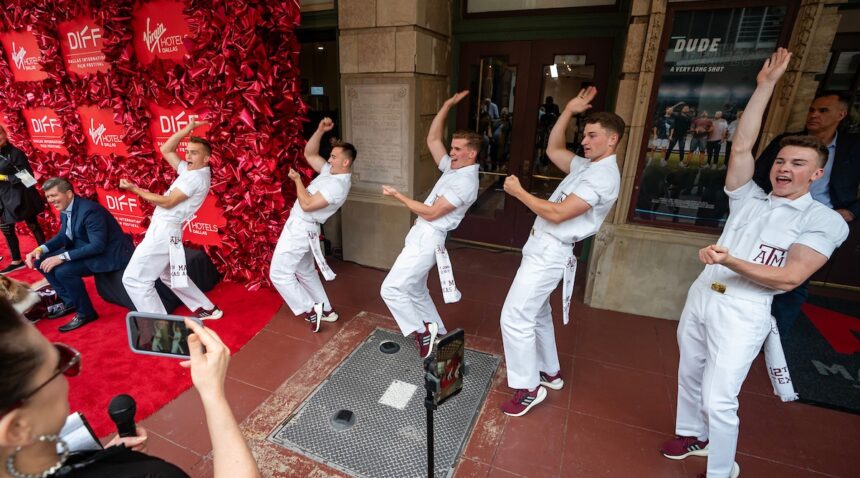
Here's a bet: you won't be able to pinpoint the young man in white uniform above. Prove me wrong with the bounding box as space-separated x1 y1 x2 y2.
660 49 849 478
380 91 480 358
269 118 354 332
499 87 624 417
119 120 222 318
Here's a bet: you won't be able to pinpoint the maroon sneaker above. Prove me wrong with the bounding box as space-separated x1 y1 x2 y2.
414 322 438 359
539 370 564 390
500 386 547 417
194 306 223 320
660 436 709 460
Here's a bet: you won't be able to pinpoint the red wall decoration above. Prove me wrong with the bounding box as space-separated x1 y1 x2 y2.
0 0 308 288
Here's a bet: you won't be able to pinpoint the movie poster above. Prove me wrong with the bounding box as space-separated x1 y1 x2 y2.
631 5 788 230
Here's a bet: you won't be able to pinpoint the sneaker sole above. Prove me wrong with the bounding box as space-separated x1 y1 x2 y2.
662 444 709 460
540 378 564 390
421 323 438 359
320 312 338 322
503 386 547 417
732 462 740 478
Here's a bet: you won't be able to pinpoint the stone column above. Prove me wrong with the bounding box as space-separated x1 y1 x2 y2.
337 0 451 268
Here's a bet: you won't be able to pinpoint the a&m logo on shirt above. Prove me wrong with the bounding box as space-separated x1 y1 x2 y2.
753 243 787 267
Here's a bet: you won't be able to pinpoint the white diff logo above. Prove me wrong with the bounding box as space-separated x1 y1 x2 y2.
31 116 61 134
159 111 199 134
89 118 107 145
67 25 101 50
105 194 138 213
11 42 27 69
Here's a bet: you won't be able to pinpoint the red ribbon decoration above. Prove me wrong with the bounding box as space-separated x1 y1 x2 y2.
0 0 308 287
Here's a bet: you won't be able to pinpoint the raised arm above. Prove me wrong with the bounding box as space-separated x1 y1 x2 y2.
160 119 209 170
427 91 469 166
547 87 596 174
304 118 334 173
727 48 791 191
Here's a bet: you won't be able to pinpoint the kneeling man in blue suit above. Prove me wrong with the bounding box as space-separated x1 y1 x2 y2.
25 177 134 332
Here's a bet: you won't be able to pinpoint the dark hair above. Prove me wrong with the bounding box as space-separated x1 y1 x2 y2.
42 176 74 193
779 135 828 167
584 112 626 139
816 91 850 110
0 297 40 414
188 136 211 156
452 130 483 152
332 141 357 162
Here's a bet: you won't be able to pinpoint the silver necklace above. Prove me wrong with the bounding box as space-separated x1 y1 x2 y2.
6 435 69 478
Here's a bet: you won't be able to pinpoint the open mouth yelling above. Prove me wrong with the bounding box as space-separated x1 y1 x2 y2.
775 175 791 185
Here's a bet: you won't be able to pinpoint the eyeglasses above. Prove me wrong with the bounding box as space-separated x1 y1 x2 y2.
0 343 81 417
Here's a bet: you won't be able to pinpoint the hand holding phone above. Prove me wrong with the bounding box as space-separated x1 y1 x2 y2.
179 318 230 401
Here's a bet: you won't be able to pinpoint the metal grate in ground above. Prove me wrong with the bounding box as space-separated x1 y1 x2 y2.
267 328 500 478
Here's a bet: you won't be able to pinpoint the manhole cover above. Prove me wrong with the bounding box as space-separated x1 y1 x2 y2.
267 328 499 478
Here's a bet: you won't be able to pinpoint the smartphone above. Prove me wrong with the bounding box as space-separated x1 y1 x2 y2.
431 329 465 405
126 312 203 359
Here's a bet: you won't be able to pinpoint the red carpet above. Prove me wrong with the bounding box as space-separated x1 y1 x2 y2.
2 230 281 437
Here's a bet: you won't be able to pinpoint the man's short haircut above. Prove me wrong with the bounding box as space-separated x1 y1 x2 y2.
42 176 74 193
779 135 828 167
188 136 211 156
333 141 357 162
584 112 626 139
816 91 850 110
452 130 483 153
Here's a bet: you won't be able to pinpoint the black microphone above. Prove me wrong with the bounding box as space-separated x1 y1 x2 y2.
108 394 137 438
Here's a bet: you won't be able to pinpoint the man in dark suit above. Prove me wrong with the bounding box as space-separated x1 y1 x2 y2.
24 177 134 332
752 92 860 334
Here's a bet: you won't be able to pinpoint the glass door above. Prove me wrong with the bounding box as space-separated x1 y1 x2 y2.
453 39 613 248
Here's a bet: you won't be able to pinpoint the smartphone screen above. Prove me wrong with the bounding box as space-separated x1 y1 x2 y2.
126 312 201 359
433 329 465 405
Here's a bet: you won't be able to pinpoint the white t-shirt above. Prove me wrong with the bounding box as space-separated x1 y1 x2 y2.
533 154 620 244
417 155 479 232
152 162 210 223
290 163 352 224
698 180 849 296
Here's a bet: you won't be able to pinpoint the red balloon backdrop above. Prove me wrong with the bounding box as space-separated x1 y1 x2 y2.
0 0 308 289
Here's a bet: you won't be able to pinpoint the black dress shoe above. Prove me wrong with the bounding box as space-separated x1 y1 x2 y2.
58 313 98 333
47 304 76 320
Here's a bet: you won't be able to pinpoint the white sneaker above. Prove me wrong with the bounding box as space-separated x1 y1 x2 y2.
321 310 339 322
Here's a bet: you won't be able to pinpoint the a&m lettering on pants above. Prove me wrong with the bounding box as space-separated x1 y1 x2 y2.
753 243 787 267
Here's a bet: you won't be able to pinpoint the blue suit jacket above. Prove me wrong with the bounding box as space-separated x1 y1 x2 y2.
43 196 134 273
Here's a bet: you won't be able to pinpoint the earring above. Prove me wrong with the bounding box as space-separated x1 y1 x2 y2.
6 434 70 478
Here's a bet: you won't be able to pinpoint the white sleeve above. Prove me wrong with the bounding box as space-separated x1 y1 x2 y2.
438 155 452 173
794 209 850 259
571 165 618 207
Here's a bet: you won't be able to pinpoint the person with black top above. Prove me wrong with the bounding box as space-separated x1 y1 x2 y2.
0 126 46 273
664 105 693 166
0 297 261 478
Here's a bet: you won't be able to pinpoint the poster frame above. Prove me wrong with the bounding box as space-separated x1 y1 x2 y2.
627 0 800 234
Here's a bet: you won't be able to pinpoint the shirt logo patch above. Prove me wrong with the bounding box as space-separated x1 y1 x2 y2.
752 243 787 267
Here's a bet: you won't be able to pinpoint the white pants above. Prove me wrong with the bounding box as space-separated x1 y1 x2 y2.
122 221 215 314
269 216 331 316
381 222 448 336
676 279 772 478
500 234 571 390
